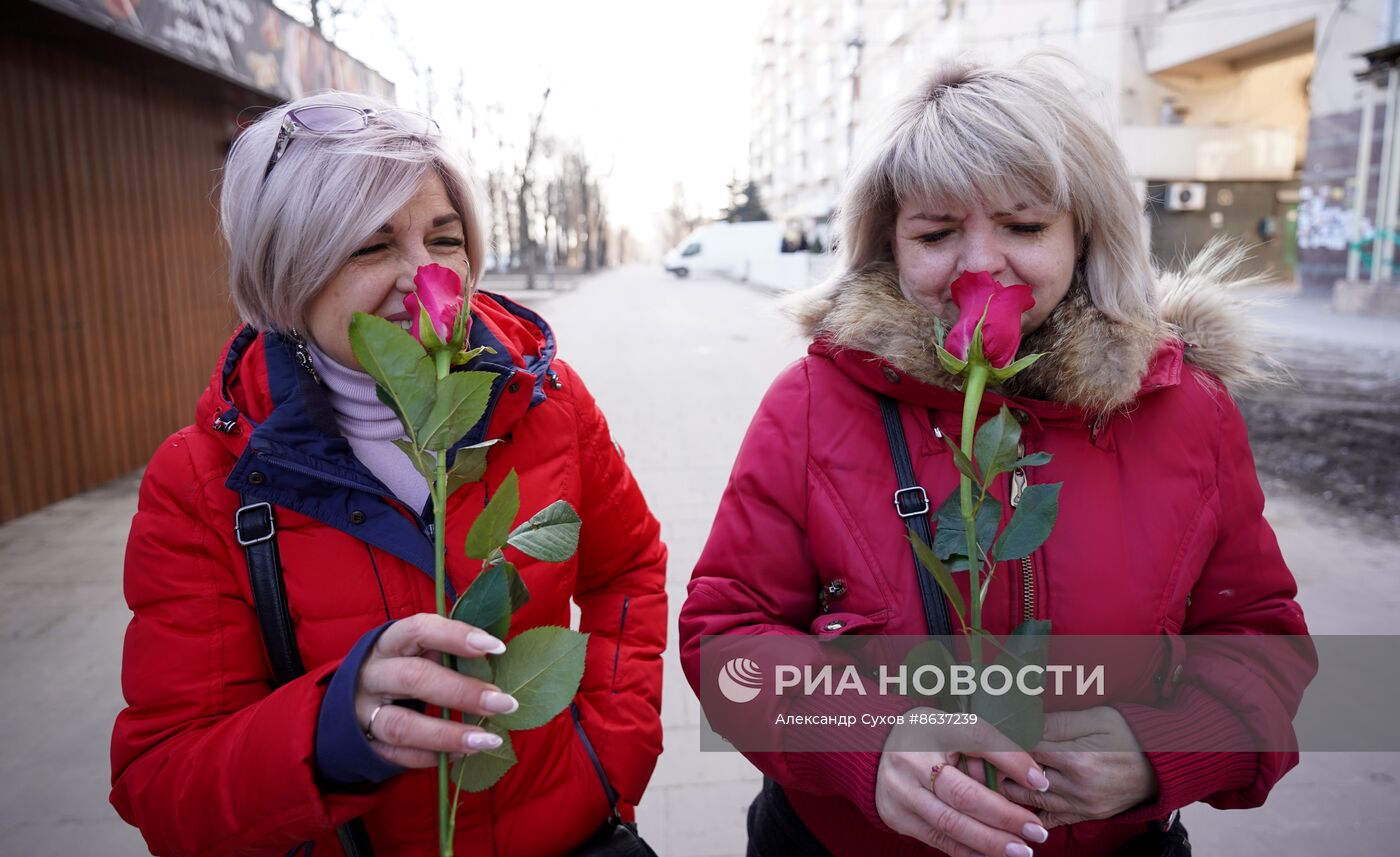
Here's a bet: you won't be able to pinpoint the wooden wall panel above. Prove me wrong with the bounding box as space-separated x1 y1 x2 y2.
0 27 242 523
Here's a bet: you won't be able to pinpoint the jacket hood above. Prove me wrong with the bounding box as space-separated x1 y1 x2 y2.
787 242 1279 412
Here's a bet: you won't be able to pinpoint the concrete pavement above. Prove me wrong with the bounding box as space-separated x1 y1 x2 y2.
1 264 1398 855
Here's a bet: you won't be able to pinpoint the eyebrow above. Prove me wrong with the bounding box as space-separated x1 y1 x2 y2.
372 212 462 234
907 203 1033 222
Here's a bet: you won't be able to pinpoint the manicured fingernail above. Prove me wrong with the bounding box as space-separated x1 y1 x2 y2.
466 630 506 654
1006 844 1034 857
465 731 503 750
481 691 519 714
1022 822 1049 843
1028 768 1050 791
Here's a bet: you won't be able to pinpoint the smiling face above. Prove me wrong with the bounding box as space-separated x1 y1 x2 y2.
304 171 470 369
891 197 1077 335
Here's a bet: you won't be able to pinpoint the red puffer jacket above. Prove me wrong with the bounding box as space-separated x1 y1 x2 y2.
679 261 1313 857
111 291 667 856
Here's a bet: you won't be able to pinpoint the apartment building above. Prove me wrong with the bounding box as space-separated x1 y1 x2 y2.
751 0 1395 291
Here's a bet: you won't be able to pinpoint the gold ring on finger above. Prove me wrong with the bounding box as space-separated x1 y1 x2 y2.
928 762 947 793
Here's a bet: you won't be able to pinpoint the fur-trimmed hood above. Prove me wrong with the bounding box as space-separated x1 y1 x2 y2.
787 244 1278 412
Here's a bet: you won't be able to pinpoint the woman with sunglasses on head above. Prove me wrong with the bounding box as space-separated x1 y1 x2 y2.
679 56 1313 857
110 91 667 856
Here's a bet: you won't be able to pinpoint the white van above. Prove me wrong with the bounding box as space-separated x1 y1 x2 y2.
663 221 785 279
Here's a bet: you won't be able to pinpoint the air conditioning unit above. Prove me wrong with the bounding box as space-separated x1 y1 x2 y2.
1166 182 1207 212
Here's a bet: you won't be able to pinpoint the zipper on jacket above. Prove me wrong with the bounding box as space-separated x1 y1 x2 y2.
1009 445 1035 624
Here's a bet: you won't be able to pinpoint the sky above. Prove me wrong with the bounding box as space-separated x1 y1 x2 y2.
289 0 771 253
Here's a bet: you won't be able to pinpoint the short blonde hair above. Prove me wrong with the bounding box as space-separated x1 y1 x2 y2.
831 55 1154 325
220 91 486 332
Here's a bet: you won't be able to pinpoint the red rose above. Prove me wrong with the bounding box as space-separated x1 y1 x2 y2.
405 264 465 348
944 271 1036 369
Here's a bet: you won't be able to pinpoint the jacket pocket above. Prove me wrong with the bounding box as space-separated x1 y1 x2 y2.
610 596 630 693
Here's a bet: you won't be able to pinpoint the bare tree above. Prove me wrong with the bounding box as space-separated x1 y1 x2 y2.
516 88 550 289
302 0 364 43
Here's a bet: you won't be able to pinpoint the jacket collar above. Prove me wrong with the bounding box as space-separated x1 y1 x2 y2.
791 244 1276 416
198 291 558 585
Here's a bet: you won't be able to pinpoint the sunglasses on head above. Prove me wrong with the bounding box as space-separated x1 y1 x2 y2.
263 105 441 179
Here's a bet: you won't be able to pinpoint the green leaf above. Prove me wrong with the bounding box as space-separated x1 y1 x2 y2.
969 660 1045 750
466 470 521 560
446 440 499 496
934 489 1001 570
939 435 979 483
391 439 435 483
501 562 526 616
989 351 1044 383
908 529 966 623
973 407 1022 483
451 722 516 792
451 562 513 640
991 483 1061 562
488 626 589 731
935 343 968 376
901 638 958 700
349 313 436 431
451 343 496 367
1011 452 1052 469
969 621 1050 750
420 371 496 451
506 501 581 563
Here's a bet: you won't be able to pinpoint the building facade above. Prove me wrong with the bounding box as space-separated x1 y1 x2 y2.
750 0 1394 289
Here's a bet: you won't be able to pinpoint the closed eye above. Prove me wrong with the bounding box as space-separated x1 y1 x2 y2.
1009 224 1046 235
433 237 465 248
917 230 953 244
350 243 388 258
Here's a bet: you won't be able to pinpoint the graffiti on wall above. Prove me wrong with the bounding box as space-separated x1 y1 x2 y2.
1296 184 1366 252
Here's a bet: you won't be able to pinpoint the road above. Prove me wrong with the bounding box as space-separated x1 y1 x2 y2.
1 264 1396 856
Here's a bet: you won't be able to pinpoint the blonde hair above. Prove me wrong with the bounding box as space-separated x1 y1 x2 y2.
830 54 1155 325
220 91 486 332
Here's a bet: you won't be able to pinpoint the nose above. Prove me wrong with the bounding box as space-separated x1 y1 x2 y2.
392 242 436 293
957 223 1008 280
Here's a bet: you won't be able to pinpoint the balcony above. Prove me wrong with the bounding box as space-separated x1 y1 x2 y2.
1145 0 1320 74
1117 125 1297 181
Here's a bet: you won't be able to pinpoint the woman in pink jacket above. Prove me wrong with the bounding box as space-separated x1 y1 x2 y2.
679 57 1311 857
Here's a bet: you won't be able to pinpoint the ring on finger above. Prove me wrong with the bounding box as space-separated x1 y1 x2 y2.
928 762 947 793
365 702 389 742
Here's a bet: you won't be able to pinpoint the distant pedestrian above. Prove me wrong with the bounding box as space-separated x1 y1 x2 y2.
111 91 666 856
680 55 1313 857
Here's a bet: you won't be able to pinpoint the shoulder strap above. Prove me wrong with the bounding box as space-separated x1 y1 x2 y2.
236 499 303 686
571 702 621 825
875 397 953 638
237 496 376 857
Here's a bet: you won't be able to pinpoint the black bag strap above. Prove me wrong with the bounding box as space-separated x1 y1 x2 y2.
236 499 304 685
237 495 375 857
876 396 953 638
571 702 622 824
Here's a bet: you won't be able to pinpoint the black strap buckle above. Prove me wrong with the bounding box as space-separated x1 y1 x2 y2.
235 502 276 546
893 486 930 518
